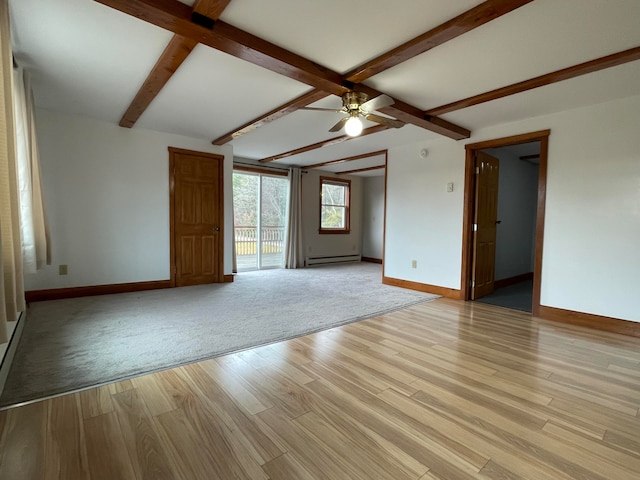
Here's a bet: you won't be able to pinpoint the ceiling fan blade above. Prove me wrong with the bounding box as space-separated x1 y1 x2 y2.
329 117 349 132
365 113 405 129
360 94 394 113
300 107 344 113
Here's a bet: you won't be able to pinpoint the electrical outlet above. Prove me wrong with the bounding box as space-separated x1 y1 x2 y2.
308 246 312 252
59 264 68 275
411 260 417 269
352 244 356 251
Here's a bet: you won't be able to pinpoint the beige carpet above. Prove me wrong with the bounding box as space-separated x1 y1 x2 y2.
1 263 438 407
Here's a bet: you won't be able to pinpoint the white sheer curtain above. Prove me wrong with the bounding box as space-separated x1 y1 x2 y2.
13 67 50 273
284 167 302 268
0 0 25 343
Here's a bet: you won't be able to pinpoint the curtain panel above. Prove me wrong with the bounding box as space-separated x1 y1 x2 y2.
284 167 303 269
14 67 51 273
0 0 25 342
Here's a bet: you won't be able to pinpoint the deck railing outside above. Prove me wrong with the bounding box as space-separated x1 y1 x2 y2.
234 226 285 256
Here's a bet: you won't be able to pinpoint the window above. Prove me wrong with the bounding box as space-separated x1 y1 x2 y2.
233 168 289 270
319 177 350 234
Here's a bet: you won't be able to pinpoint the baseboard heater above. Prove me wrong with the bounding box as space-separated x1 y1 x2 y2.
305 254 361 266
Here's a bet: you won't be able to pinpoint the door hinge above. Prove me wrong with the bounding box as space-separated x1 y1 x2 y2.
475 166 479 174
471 280 475 288
473 223 478 231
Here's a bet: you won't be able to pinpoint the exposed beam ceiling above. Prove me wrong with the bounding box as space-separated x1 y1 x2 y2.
118 0 231 128
259 126 388 163
304 150 387 170
215 0 531 144
256 45 640 165
97 0 637 162
95 0 470 140
344 0 534 83
356 84 470 139
212 89 327 145
119 35 197 127
95 0 346 94
426 45 640 116
210 20 346 94
11 0 640 175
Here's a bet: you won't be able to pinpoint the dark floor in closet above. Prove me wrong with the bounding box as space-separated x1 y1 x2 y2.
475 279 533 313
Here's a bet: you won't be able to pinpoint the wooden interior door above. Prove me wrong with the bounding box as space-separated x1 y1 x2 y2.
471 151 499 299
171 148 224 287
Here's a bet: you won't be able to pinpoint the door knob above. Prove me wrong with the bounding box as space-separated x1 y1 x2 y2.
213 226 220 231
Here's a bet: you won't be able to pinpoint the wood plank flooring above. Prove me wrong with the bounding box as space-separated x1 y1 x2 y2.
1 298 640 479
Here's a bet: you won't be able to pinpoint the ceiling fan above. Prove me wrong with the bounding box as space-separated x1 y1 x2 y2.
301 91 405 137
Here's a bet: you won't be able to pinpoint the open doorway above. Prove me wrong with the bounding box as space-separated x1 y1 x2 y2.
474 142 540 312
361 174 385 265
461 130 550 315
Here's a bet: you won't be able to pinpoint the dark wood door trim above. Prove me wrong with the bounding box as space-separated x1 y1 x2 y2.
461 130 550 315
382 150 389 280
169 147 224 287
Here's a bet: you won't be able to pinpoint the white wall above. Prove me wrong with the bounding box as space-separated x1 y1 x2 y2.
484 148 538 280
301 169 362 260
25 109 233 290
385 141 464 289
361 175 385 260
386 95 640 322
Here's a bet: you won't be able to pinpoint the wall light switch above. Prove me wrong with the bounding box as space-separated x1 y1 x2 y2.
447 182 454 192
59 264 68 275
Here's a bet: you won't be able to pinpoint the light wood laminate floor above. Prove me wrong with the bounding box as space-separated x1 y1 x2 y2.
1 298 640 479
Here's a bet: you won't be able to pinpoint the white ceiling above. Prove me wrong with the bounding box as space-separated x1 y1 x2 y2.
9 0 640 177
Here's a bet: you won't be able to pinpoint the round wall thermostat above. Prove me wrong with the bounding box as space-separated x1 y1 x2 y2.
419 148 428 159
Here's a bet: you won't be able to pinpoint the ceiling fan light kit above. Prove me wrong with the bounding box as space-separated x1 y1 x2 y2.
345 116 363 137
343 91 370 111
302 91 406 137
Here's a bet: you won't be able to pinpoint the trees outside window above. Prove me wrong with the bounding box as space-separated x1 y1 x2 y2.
233 171 288 270
319 177 350 234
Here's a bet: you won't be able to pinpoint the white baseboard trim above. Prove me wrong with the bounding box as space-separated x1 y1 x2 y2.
305 254 361 266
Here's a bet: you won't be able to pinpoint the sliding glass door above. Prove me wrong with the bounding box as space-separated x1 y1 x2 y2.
233 171 288 271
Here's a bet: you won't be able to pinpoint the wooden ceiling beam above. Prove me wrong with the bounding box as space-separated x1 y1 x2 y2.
96 0 469 140
354 84 470 140
119 35 197 127
211 20 347 95
118 0 231 128
304 150 387 169
336 165 386 175
426 45 640 116
345 0 534 83
212 89 328 144
259 126 388 163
